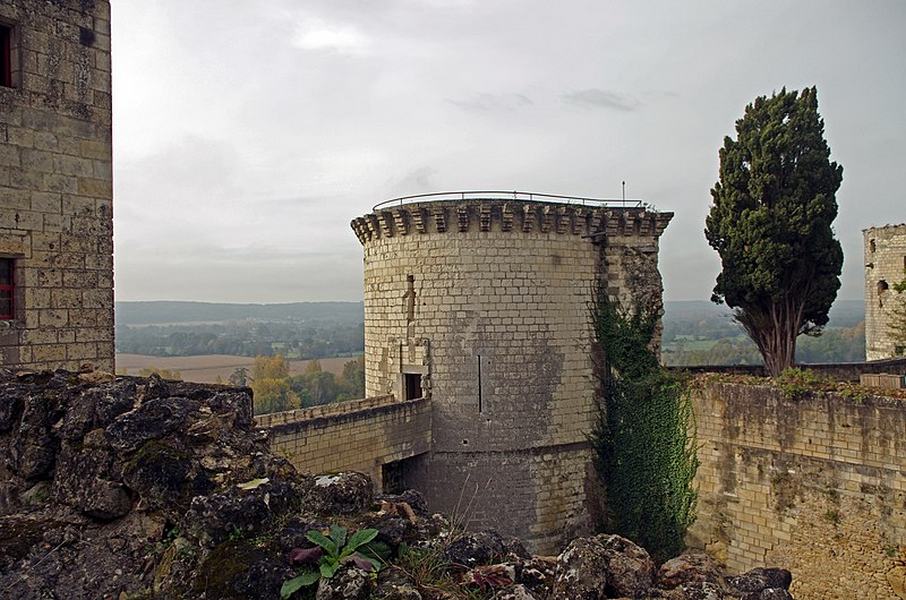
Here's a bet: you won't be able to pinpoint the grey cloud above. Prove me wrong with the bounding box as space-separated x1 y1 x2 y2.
447 93 533 113
112 0 904 303
389 166 437 196
180 245 349 263
562 89 641 111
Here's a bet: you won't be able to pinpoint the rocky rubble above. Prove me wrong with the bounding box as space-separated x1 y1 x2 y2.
0 369 795 599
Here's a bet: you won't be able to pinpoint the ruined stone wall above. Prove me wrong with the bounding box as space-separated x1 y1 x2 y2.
690 379 906 599
865 224 906 361
352 199 671 552
260 395 432 491
0 0 113 371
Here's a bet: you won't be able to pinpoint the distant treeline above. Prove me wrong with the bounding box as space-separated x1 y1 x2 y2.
115 299 866 366
134 355 366 416
661 299 866 366
115 301 365 359
116 319 364 359
116 301 363 326
663 323 865 366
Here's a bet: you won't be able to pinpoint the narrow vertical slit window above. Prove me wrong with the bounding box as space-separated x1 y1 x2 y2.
477 354 482 413
0 24 12 88
0 259 14 320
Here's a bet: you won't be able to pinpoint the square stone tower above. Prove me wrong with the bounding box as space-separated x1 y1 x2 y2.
0 0 113 371
864 224 906 360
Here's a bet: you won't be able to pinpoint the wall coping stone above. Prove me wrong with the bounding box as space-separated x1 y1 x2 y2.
256 394 407 429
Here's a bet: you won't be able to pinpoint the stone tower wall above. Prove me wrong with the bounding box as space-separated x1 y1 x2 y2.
864 224 906 361
352 199 671 551
0 0 113 371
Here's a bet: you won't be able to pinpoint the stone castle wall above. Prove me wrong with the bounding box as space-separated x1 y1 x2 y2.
865 224 906 361
673 356 906 382
690 379 906 599
260 395 432 491
0 0 113 371
352 199 671 551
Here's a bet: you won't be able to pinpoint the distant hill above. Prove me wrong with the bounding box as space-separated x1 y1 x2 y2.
663 299 864 328
115 299 866 363
117 299 863 328
115 301 364 326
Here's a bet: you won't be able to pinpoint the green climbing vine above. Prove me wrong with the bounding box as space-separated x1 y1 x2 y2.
588 283 699 562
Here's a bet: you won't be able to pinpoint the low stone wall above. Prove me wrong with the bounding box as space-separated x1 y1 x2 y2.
258 395 432 490
397 442 594 553
673 356 906 382
690 379 906 599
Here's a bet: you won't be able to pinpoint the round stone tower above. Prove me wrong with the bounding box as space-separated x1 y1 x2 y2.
351 193 672 552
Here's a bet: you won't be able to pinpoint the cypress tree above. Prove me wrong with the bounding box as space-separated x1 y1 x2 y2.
706 87 843 375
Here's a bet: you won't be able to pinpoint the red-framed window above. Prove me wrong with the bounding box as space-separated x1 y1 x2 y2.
0 259 14 320
0 23 12 88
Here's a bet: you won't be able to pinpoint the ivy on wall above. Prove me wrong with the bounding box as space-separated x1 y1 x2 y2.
589 283 699 562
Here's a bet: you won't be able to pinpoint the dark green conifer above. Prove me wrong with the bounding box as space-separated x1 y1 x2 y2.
706 87 843 375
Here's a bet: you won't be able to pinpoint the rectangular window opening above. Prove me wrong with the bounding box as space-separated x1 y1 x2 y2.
381 460 405 494
0 258 15 320
1 24 13 88
403 373 422 401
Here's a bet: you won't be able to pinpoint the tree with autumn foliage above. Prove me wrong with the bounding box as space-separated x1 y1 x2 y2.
251 355 299 414
706 87 843 375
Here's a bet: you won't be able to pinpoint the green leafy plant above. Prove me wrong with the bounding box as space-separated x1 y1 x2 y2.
280 526 383 599
775 367 821 400
589 285 699 562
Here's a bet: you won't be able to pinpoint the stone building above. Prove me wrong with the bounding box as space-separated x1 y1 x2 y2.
865 224 906 360
0 0 113 371
351 194 672 551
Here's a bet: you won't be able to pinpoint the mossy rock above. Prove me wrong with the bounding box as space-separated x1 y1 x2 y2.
191 539 293 599
123 440 213 509
193 541 259 598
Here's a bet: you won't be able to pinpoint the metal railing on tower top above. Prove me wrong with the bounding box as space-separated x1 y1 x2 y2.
372 190 646 212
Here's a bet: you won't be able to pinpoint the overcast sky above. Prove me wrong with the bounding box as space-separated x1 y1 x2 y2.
111 0 906 303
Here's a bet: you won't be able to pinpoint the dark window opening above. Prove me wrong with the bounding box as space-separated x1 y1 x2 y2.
1 24 12 88
403 373 422 400
869 239 876 253
878 280 889 308
0 259 14 320
381 460 405 494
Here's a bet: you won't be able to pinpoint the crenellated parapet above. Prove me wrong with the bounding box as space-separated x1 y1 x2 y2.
351 200 673 245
